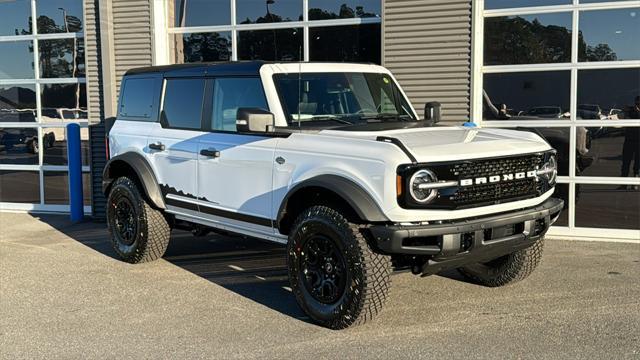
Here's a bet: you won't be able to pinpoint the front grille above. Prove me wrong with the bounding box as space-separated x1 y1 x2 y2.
398 152 552 210
447 154 544 207
449 155 542 180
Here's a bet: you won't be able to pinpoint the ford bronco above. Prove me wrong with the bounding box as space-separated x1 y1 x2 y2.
104 61 563 329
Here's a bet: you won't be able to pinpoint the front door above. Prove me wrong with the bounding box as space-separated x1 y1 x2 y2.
150 77 206 213
197 77 278 235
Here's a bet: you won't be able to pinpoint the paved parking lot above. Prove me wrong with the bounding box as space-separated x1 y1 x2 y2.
1 213 638 359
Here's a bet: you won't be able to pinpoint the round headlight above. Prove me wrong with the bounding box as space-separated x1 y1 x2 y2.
544 155 558 186
409 169 439 203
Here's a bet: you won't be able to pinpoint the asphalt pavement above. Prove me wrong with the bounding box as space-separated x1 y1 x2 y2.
0 213 638 359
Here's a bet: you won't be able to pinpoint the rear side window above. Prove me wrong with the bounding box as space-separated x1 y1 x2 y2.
212 77 268 131
162 78 206 130
119 77 157 120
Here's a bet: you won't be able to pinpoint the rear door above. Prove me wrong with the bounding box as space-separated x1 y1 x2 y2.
197 77 279 236
149 77 207 214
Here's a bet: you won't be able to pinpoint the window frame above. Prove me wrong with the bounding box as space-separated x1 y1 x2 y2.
471 0 640 241
0 0 91 213
162 0 382 63
206 75 270 133
272 72 417 126
117 76 162 122
159 77 208 131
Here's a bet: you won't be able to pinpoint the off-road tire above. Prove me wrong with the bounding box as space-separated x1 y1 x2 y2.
107 176 170 263
27 139 38 154
457 238 545 287
287 206 392 329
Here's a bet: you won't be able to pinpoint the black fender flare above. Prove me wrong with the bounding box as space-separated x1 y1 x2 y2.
277 175 389 227
102 152 165 209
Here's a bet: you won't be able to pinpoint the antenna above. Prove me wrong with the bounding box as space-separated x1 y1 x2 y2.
297 46 302 129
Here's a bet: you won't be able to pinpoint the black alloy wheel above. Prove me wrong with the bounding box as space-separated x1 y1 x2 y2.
287 205 392 329
113 196 137 246
300 234 347 304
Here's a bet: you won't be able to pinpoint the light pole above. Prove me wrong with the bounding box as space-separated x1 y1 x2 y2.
59 7 79 118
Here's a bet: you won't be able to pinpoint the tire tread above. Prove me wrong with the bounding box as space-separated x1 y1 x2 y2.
107 177 170 263
288 206 392 329
458 238 544 287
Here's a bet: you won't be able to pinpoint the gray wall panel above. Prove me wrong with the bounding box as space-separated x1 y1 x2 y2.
85 0 154 219
112 0 153 96
383 0 472 125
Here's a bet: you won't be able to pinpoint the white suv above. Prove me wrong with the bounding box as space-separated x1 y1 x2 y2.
104 61 563 329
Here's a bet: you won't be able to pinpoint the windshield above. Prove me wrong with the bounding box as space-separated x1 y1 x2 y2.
274 72 417 127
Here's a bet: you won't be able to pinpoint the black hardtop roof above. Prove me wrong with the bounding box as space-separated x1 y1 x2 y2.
124 61 268 77
123 61 379 78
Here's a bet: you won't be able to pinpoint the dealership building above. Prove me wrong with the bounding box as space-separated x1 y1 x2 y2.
0 0 638 241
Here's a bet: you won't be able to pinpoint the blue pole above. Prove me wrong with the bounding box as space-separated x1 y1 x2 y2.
66 123 84 222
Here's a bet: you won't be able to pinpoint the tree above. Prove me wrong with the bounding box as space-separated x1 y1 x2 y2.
586 43 618 62
484 16 572 65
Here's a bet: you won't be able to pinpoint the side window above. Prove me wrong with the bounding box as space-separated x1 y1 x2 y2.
212 77 268 132
162 78 205 130
119 77 157 120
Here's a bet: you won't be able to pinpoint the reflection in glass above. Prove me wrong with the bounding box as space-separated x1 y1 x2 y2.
0 85 37 122
577 127 639 178
36 0 83 33
552 183 569 227
0 41 35 79
0 128 39 165
485 0 570 10
39 39 85 78
0 0 32 35
577 68 640 120
483 71 571 120
42 127 89 166
162 79 205 130
40 83 88 121
44 171 91 205
310 24 381 64
0 170 40 203
172 32 231 64
237 0 302 24
575 184 639 230
212 78 268 131
485 13 572 65
518 128 571 177
170 0 231 27
309 0 380 20
578 8 640 62
238 28 303 61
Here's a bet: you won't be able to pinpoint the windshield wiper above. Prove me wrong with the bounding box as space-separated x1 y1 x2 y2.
300 115 355 125
359 113 413 122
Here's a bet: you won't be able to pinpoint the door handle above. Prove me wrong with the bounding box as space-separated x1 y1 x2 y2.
149 142 165 151
200 148 220 158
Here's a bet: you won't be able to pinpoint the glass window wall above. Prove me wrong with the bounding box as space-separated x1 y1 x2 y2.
480 2 640 236
0 0 89 211
167 0 382 64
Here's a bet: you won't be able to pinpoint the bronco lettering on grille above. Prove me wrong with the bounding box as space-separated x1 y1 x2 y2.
460 171 537 187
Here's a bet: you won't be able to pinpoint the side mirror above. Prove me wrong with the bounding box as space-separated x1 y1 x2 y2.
424 101 441 127
236 108 275 133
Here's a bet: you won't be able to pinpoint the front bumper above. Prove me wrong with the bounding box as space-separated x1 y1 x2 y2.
369 198 564 275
